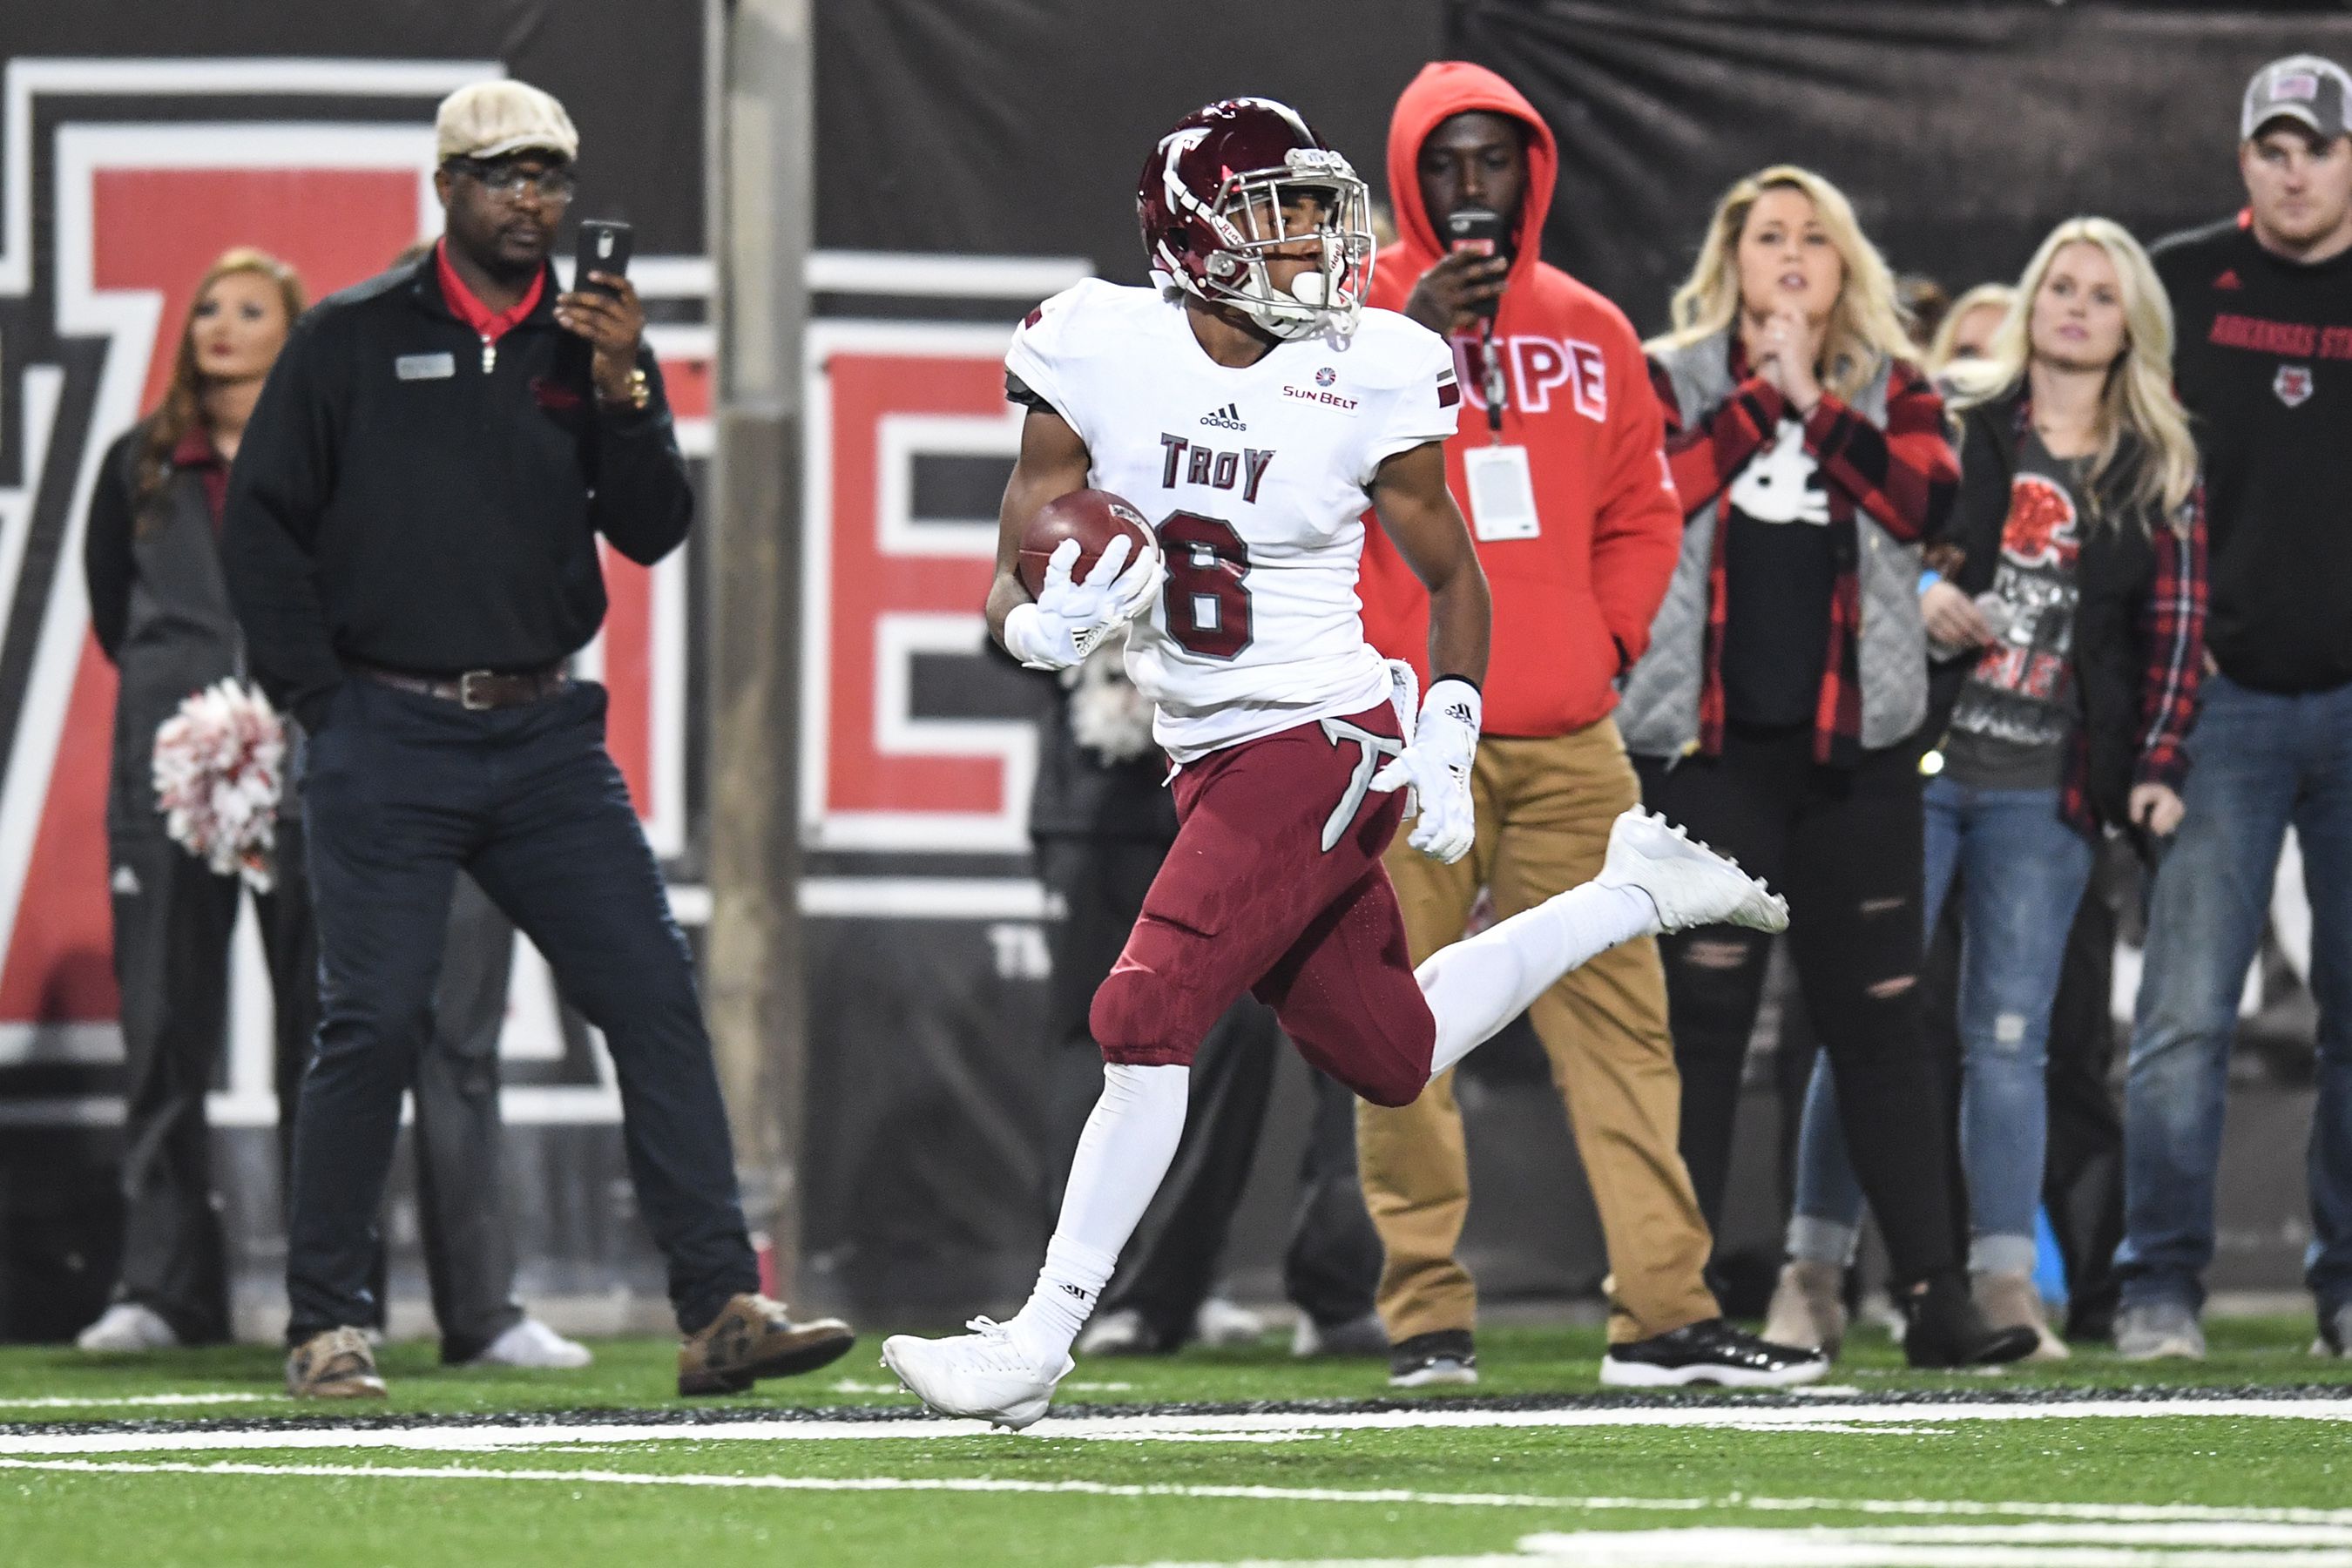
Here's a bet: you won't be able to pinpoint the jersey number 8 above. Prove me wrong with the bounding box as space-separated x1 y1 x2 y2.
1156 510 1254 659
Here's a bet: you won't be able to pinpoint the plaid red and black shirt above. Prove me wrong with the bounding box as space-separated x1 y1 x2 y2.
1649 344 1958 766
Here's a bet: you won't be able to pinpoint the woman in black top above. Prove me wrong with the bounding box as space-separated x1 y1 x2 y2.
1779 218 2207 1358
78 248 315 1351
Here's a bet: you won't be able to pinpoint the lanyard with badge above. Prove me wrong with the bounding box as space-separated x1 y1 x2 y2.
1443 207 1540 542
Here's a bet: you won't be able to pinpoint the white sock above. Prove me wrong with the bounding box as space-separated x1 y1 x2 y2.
1421 882 1654 1078
1004 1061 1189 1364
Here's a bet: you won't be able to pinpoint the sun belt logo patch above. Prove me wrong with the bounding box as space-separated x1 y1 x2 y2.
2275 363 2315 408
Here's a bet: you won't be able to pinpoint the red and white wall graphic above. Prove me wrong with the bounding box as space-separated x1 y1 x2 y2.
0 59 700 1125
796 260 1087 862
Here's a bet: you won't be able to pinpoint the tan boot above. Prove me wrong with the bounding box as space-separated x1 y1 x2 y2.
286 1327 388 1398
677 1293 856 1396
1761 1260 1847 1357
1972 1271 2069 1362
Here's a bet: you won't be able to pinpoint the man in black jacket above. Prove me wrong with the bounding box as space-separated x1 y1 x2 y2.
2117 55 2352 1362
224 79 852 1397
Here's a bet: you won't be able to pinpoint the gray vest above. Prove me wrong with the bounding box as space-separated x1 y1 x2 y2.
109 439 245 822
1618 327 1928 760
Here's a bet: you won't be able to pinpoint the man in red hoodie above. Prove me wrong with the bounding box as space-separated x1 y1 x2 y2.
1356 63 1823 1389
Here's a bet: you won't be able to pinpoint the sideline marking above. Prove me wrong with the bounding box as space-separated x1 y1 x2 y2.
1126 1521 2352 1565
3 1394 2350 1456
1114 1532 2352 1568
0 1457 1640 1509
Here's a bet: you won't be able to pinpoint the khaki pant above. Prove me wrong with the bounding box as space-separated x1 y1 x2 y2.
1356 717 1718 1344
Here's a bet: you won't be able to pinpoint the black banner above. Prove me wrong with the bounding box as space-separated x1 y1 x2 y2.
1457 1 2352 333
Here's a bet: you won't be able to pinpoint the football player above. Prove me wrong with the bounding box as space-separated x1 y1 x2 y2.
882 98 1787 1429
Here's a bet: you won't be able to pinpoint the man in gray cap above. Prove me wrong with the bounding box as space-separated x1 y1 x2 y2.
2118 54 2352 1362
226 78 855 1396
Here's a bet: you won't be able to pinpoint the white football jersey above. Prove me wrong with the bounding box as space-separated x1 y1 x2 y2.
1007 280 1459 761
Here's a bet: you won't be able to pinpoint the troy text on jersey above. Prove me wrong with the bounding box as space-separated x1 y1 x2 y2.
1159 434 1277 502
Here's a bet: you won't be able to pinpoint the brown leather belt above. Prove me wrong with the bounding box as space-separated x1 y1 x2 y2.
352 661 568 711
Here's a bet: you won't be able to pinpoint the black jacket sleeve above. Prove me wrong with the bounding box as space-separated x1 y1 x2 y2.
588 345 694 566
84 431 140 664
221 314 347 730
1923 402 2017 738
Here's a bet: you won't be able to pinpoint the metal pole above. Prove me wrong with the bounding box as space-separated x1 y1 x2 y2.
704 0 811 1295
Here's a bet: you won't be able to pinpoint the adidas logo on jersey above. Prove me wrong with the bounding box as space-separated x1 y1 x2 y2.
1199 402 1247 431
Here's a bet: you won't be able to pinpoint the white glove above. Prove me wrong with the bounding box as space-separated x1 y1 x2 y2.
1370 677 1480 864
1003 534 1165 672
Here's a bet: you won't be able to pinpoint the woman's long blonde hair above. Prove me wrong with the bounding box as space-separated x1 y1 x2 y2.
1947 218 2197 529
1649 166 1916 403
135 247 306 510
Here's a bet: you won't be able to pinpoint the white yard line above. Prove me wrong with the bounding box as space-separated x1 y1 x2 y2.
1127 1529 2352 1567
3 1395 2349 1456
0 1456 1622 1509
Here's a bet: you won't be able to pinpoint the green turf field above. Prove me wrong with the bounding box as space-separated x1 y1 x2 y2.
5 1319 2349 1566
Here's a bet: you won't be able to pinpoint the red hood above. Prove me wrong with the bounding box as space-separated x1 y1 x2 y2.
1381 61 1558 292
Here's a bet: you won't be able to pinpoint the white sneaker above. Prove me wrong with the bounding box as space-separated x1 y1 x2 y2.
1076 1308 1159 1356
470 1316 593 1369
1596 808 1788 934
1193 1296 1267 1349
881 1317 1072 1431
75 1302 180 1353
2114 1301 2205 1362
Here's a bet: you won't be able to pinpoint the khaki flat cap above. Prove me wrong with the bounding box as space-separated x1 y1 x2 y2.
435 79 579 163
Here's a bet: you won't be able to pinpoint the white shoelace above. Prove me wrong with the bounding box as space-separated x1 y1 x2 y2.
956 1316 1041 1374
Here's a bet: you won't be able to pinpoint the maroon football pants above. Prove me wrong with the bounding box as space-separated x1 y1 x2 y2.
1089 701 1436 1107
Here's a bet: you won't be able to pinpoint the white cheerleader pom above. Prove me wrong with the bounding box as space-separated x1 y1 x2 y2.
151 679 287 893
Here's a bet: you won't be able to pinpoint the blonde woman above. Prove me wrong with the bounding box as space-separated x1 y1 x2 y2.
1625 167 2034 1368
1928 282 2017 375
1780 219 2207 1357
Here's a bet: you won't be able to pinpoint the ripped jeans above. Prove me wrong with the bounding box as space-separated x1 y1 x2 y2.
1791 779 2096 1276
1641 722 1963 1290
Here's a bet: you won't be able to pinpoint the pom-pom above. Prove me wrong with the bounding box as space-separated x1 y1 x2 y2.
150 679 287 893
1063 624 1155 766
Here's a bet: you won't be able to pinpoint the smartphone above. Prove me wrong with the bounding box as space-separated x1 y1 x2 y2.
1442 206 1508 320
576 219 634 297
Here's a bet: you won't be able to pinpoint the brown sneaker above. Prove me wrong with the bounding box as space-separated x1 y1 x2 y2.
677 1293 855 1396
287 1327 388 1399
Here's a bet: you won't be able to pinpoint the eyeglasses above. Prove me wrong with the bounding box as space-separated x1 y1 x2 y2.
447 157 577 204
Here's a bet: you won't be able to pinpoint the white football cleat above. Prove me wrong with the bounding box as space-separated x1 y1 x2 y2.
881 1317 1072 1431
1596 808 1788 935
76 1302 180 1353
469 1315 593 1369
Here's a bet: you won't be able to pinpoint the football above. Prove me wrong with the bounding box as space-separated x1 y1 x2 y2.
1017 488 1157 598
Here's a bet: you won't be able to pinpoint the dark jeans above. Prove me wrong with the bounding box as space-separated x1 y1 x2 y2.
1038 835 1379 1344
287 678 754 1340
2040 844 2126 1337
1640 723 1960 1289
2120 672 2352 1317
414 873 526 1362
107 814 316 1344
